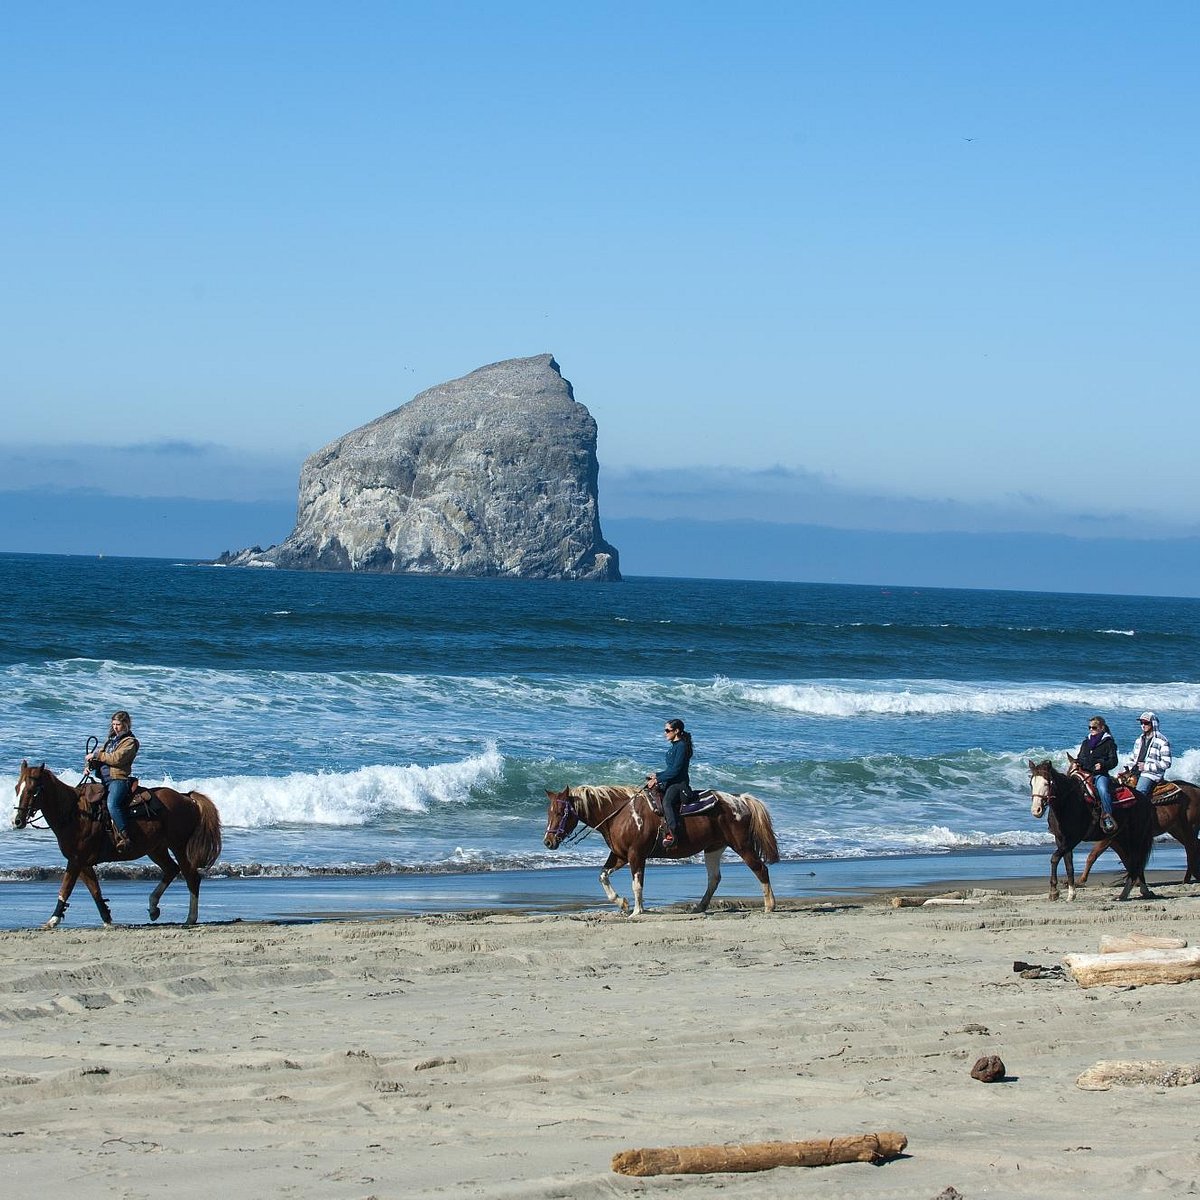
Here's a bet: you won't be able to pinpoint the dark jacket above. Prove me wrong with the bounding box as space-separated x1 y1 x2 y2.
1077 732 1117 776
658 739 691 789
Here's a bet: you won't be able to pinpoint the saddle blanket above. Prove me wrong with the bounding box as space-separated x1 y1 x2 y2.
646 787 719 817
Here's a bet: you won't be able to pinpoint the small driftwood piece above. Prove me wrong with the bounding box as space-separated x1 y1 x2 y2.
1063 947 1200 988
611 1132 907 1176
1077 1060 1200 1091
921 897 982 907
890 896 924 907
1099 932 1187 954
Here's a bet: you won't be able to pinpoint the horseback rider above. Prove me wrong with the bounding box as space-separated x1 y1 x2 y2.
1077 715 1119 835
647 717 693 849
85 710 139 852
1122 711 1172 796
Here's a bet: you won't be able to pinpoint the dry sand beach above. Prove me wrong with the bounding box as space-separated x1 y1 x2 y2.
3 879 1200 1199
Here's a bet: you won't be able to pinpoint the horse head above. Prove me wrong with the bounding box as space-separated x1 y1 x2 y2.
1028 759 1054 819
13 759 48 829
543 788 579 849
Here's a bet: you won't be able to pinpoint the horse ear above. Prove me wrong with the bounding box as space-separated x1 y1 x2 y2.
1027 759 1035 771
1067 753 1077 765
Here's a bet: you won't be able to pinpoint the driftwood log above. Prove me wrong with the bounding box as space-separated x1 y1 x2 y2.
1063 947 1200 988
611 1132 908 1176
1098 932 1188 954
1077 1060 1200 1090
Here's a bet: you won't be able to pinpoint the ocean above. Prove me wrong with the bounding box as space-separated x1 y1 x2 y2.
3 552 1198 926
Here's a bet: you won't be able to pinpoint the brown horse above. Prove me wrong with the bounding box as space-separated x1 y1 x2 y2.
543 784 779 916
1028 759 1154 901
13 760 223 927
1079 775 1200 886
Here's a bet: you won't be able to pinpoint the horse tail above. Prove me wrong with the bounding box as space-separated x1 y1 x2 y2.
740 794 780 865
1126 788 1156 879
185 792 223 870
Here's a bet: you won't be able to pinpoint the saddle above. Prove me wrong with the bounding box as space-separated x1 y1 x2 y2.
1077 775 1137 809
645 784 719 818
1150 781 1183 804
79 779 165 826
1114 774 1184 805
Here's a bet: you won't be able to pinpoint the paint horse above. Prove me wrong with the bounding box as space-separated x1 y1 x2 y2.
544 784 779 916
1028 758 1154 901
14 760 223 927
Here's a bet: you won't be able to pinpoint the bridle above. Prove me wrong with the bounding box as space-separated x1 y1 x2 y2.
14 767 51 831
1029 767 1057 818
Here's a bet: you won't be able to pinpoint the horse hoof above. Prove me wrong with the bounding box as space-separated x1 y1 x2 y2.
43 917 61 930
149 907 160 922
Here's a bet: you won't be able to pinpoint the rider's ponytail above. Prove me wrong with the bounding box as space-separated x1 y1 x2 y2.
666 718 693 762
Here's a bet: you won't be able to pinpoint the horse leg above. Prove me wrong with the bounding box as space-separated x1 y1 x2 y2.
598 850 629 915
693 849 722 912
1061 847 1077 901
79 866 113 925
1078 838 1111 885
628 851 647 916
1163 813 1200 885
46 863 84 928
1183 830 1200 885
729 842 776 913
146 847 181 922
1048 847 1067 901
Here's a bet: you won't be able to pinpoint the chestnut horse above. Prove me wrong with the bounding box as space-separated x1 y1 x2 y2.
14 760 223 927
1028 759 1154 901
544 784 779 916
1078 775 1200 886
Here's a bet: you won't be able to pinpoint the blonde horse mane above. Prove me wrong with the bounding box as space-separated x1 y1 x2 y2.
570 784 639 821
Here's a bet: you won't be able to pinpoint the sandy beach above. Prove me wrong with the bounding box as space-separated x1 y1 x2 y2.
3 878 1200 1199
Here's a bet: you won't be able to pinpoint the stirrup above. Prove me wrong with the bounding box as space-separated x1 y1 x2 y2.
1100 815 1117 834
661 832 676 849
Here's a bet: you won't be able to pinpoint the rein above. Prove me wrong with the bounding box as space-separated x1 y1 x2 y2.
555 787 642 847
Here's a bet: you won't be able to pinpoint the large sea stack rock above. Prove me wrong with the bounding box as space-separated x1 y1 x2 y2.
220 354 621 580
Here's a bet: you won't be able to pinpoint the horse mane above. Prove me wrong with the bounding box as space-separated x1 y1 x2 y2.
571 784 637 821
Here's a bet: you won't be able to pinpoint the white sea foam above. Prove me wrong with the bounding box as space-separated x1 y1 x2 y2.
725 679 1200 718
162 746 504 829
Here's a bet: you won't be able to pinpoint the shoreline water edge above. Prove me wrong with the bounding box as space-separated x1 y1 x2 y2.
1 845 1190 929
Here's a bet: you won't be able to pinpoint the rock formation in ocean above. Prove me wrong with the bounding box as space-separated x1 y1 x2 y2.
217 354 621 581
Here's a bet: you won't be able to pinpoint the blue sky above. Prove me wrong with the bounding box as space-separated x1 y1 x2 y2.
3 2 1198 576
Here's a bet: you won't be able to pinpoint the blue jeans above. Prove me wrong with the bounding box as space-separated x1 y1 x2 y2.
106 779 132 839
1133 775 1156 797
1093 773 1115 817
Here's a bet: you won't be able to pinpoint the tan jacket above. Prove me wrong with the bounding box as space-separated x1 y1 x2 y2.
97 733 139 779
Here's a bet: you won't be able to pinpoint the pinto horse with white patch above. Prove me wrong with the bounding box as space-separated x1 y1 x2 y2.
543 784 779 916
1028 758 1154 901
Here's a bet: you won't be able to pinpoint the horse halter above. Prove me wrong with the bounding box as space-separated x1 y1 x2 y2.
13 768 46 830
1029 769 1054 817
547 791 578 844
